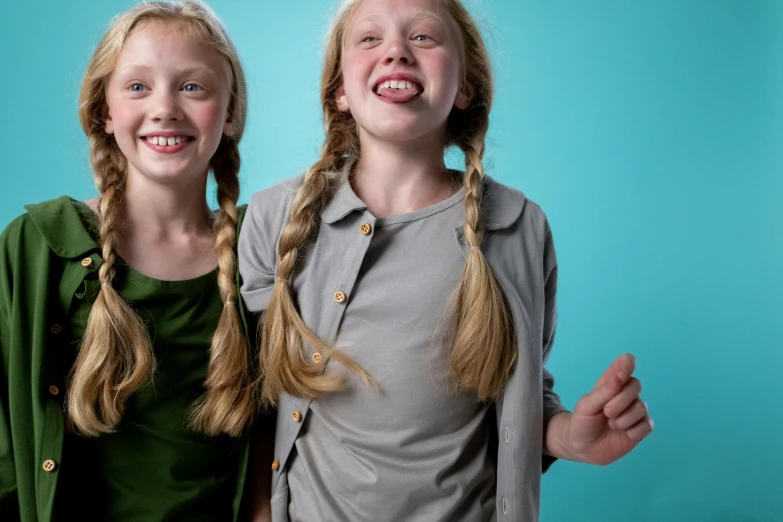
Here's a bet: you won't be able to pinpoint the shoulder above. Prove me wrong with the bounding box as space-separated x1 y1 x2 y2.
2 196 96 258
238 176 305 311
242 175 305 252
246 174 304 226
482 175 548 232
482 177 554 261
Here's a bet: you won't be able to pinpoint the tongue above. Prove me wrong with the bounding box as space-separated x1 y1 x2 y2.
377 87 420 103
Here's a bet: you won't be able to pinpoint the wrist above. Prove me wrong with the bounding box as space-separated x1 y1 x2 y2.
544 411 577 461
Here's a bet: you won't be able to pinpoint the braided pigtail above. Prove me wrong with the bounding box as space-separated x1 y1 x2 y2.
190 139 255 437
67 138 155 436
449 142 517 400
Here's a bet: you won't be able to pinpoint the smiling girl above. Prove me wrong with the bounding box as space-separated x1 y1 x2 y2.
0 1 264 520
239 0 652 521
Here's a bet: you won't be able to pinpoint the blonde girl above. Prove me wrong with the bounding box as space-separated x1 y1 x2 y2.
0 1 267 520
239 0 652 520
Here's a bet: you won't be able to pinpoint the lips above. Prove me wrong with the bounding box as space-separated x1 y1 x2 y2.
144 135 193 146
373 73 423 103
140 132 195 153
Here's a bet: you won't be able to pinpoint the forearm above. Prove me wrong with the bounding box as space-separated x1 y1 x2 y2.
247 417 275 522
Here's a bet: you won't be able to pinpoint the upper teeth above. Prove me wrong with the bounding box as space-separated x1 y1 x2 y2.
147 136 186 146
376 80 417 91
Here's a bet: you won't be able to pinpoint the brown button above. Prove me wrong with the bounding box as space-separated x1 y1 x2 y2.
50 324 62 335
48 385 59 396
333 291 347 303
81 257 93 268
312 352 323 364
42 459 56 472
271 460 280 471
360 223 372 235
292 410 302 423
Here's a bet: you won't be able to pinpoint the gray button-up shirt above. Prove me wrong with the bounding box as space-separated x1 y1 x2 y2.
239 171 567 522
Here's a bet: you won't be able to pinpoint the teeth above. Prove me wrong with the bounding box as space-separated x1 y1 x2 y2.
146 136 188 146
375 80 418 93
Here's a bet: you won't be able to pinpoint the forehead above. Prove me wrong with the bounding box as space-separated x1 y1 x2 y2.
115 20 227 75
349 0 452 26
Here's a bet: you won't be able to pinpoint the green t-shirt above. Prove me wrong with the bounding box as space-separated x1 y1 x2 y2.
56 203 243 521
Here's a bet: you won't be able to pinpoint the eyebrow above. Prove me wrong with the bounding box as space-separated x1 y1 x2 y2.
113 64 218 77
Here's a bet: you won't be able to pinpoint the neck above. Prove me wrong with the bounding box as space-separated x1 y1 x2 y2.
120 168 213 239
352 128 456 217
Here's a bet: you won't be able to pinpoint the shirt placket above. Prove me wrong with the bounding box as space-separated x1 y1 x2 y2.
272 210 377 486
37 252 101 521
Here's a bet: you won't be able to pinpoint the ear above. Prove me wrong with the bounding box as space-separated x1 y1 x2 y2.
454 81 475 110
335 84 350 112
102 103 114 135
223 119 235 137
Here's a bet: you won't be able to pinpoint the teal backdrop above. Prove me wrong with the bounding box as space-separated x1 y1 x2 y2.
1 1 781 521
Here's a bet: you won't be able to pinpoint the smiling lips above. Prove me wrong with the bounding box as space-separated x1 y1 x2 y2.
141 134 194 153
373 75 423 103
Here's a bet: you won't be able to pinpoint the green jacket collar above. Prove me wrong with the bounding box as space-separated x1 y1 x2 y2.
24 196 99 259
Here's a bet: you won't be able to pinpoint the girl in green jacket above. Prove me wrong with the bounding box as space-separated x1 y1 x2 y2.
0 1 266 520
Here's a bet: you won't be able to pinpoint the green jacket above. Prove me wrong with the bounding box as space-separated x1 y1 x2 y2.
0 196 251 521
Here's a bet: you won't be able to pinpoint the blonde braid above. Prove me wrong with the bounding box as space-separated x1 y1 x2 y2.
189 139 255 436
260 113 372 407
67 137 155 436
450 141 517 401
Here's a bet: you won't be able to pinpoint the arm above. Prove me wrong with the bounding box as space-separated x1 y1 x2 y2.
246 413 276 522
0 220 20 519
538 215 570 471
539 215 652 465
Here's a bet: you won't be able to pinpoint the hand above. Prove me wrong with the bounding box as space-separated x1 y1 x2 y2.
568 353 653 466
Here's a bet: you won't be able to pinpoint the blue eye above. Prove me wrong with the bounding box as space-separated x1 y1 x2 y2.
413 35 430 41
361 36 377 43
130 83 146 92
183 83 202 92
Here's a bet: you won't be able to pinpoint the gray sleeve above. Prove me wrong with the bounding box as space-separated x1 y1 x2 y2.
238 191 276 312
239 181 300 313
540 214 569 473
542 216 568 421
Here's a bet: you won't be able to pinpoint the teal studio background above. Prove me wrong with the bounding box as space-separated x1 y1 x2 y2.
1 0 781 521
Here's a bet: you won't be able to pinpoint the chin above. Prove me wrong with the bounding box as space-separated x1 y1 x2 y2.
367 123 435 143
132 163 206 186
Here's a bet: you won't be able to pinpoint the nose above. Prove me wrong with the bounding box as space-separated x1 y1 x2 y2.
383 37 414 66
150 89 184 122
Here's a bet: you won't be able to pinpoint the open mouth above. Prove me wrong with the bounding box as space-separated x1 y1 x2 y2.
142 135 195 147
373 76 424 103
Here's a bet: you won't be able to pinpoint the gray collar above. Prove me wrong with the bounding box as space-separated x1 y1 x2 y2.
320 159 526 230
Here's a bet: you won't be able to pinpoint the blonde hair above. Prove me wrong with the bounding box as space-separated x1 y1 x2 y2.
261 0 516 406
70 0 253 437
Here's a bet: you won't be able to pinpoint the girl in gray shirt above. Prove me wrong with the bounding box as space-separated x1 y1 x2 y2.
239 0 653 520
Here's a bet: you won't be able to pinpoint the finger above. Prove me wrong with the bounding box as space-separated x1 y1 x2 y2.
608 399 648 430
575 372 624 416
603 378 642 419
625 416 654 442
593 353 636 391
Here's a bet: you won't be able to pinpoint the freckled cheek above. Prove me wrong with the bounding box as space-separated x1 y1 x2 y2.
432 52 461 84
107 102 145 136
192 102 227 141
342 54 375 98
